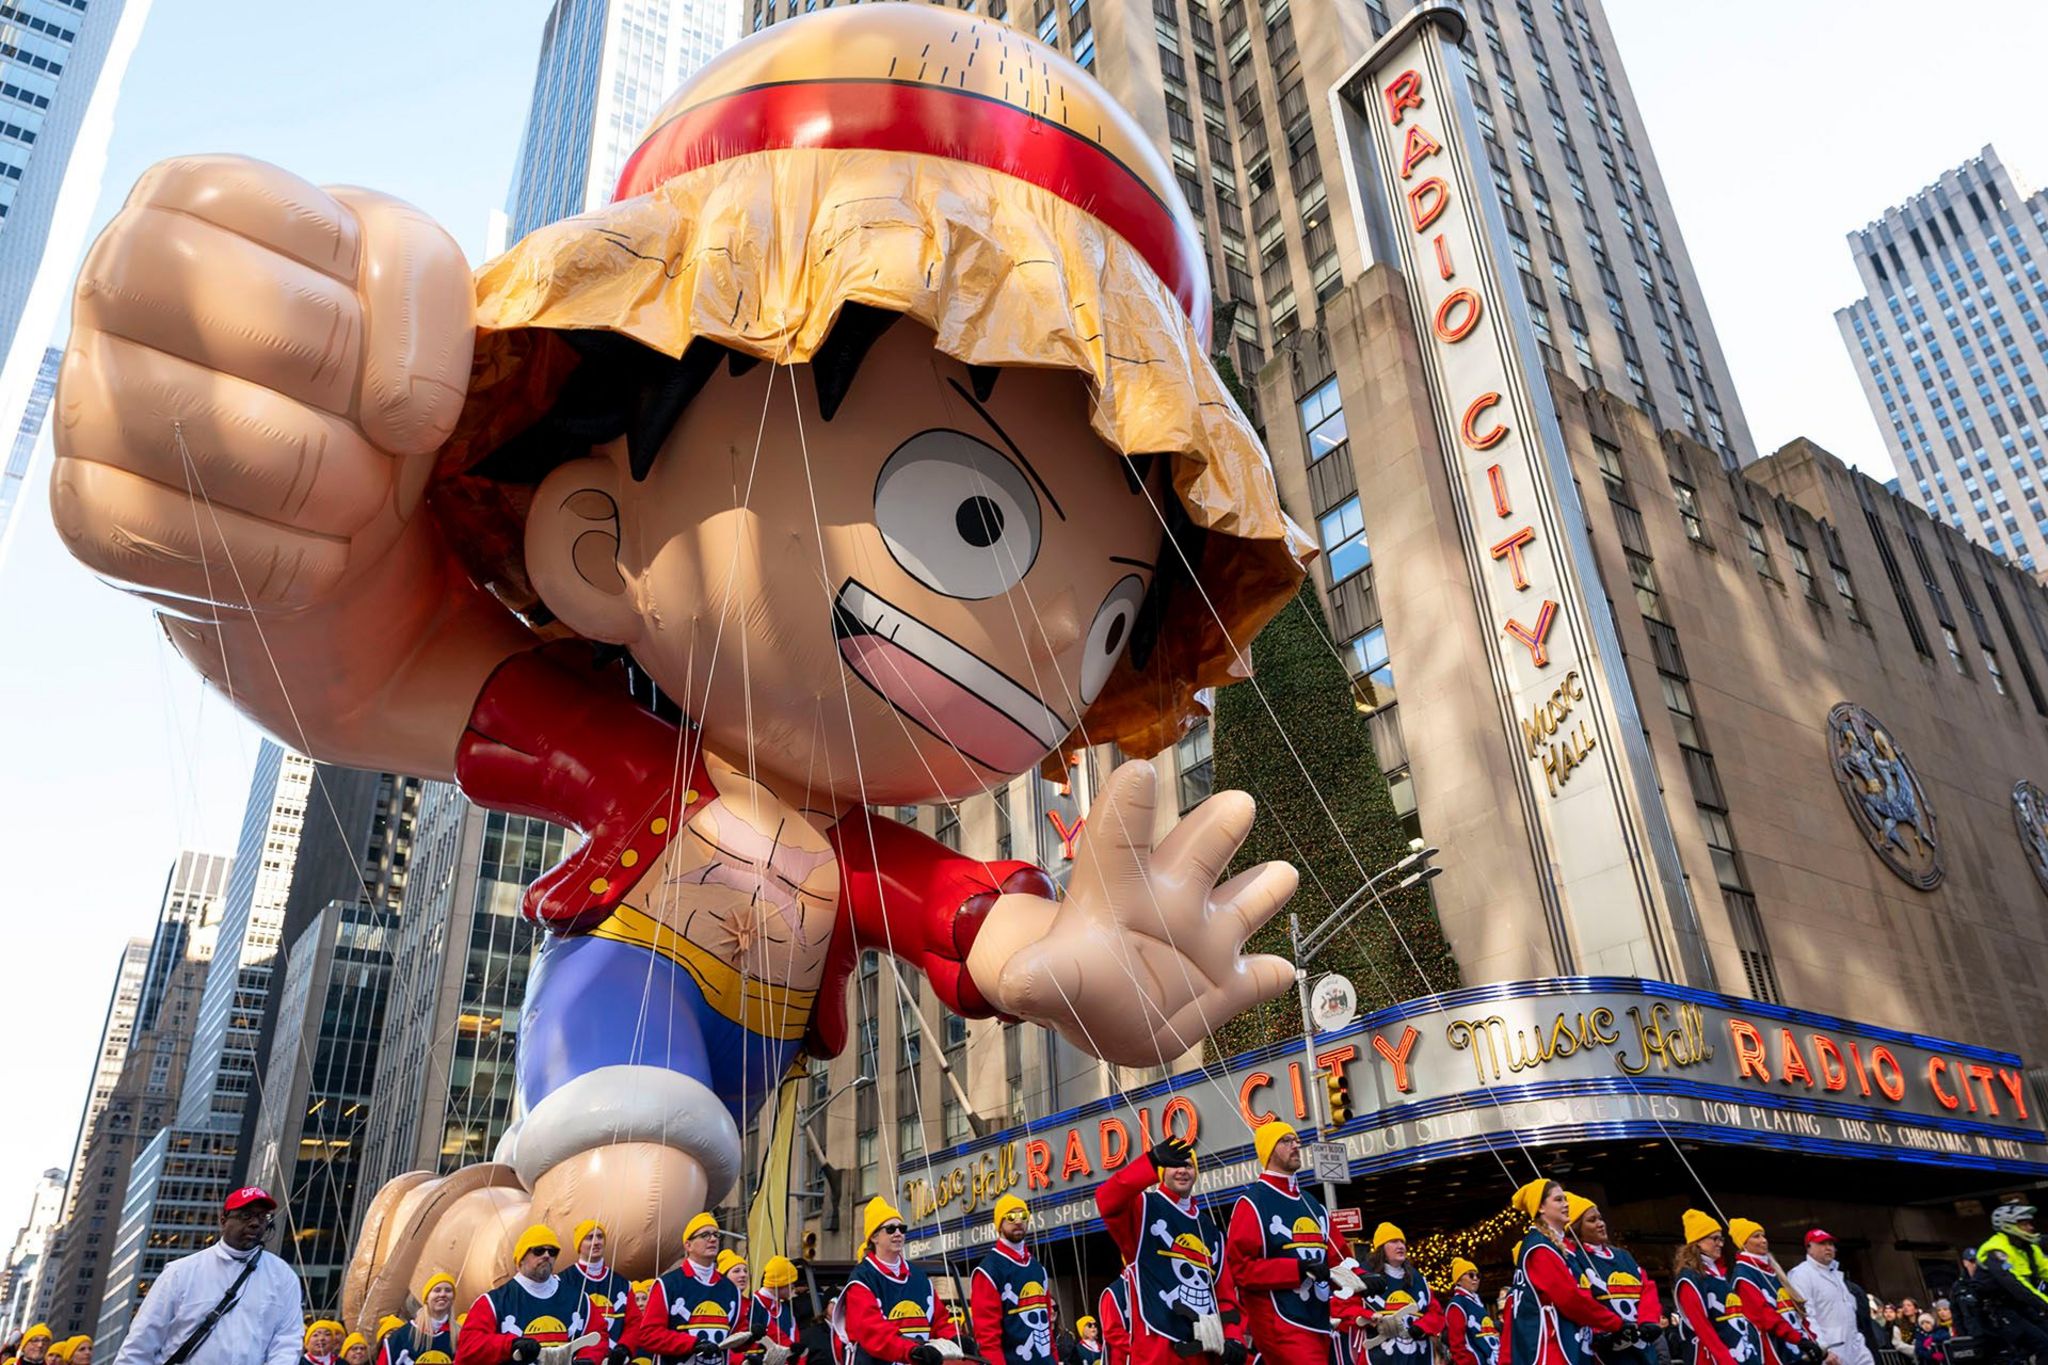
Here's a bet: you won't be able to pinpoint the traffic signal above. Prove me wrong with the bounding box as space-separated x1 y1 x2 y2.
1323 1067 1351 1125
802 1230 818 1261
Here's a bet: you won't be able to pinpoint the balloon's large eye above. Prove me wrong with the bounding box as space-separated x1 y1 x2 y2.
874 429 1044 600
1080 574 1147 705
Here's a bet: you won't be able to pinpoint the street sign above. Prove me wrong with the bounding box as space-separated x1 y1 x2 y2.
1331 1207 1365 1235
1310 1143 1351 1185
1310 973 1358 1033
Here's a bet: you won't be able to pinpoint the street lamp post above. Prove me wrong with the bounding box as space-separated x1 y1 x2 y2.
1290 841 1442 1211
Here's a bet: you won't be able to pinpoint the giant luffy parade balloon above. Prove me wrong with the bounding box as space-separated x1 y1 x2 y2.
49 3 1314 1317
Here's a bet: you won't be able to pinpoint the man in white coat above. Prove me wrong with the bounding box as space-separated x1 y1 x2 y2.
1785 1230 1869 1365
111 1186 304 1365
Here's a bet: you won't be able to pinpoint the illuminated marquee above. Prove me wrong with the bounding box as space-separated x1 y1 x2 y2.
902 977 2048 1257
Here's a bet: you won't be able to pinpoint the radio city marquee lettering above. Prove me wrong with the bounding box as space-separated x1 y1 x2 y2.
902 979 2046 1253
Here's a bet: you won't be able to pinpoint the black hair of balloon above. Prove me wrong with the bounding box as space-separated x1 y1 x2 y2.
472 301 1201 693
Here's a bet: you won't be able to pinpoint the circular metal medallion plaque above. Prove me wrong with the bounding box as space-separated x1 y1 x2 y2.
1827 701 1942 891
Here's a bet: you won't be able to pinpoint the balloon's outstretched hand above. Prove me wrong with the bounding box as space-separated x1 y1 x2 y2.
965 760 1298 1067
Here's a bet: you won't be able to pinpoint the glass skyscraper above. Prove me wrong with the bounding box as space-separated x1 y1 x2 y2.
506 0 741 241
0 0 153 561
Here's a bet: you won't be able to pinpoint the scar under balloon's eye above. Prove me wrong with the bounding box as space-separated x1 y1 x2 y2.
1081 574 1147 706
874 429 1044 600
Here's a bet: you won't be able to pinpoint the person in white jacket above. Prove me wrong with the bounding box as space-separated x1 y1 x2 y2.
1785 1231 1870 1365
110 1186 304 1365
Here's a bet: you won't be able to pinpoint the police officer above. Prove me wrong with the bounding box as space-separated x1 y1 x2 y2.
1975 1203 2048 1362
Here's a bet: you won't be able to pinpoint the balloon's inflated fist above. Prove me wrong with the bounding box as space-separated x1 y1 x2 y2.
52 153 475 612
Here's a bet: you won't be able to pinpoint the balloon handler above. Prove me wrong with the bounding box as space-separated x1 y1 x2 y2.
49 0 1314 1328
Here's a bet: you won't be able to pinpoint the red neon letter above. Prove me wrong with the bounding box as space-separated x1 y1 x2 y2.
1163 1096 1200 1143
1812 1035 1848 1092
1025 1139 1052 1189
1384 70 1424 126
1371 1027 1420 1094
1238 1071 1277 1128
1099 1117 1131 1169
1287 1061 1308 1119
1400 122 1443 177
1846 1042 1874 1096
1728 1020 1770 1082
1777 1030 1813 1088
1046 810 1083 860
1967 1062 1998 1116
1408 177 1448 233
1434 233 1454 280
1869 1045 1906 1101
1490 527 1537 590
1503 600 1558 666
1060 1128 1093 1180
1487 464 1511 517
1434 288 1483 343
1464 393 1509 451
1927 1056 1961 1111
2002 1069 2031 1120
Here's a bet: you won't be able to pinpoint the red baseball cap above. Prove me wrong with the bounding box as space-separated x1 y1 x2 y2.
1804 1228 1836 1245
223 1186 277 1213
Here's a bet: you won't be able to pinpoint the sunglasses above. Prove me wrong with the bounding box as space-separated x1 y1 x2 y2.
876 1223 909 1237
529 1246 561 1257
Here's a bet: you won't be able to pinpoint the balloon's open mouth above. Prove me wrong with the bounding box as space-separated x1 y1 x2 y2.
832 579 1066 774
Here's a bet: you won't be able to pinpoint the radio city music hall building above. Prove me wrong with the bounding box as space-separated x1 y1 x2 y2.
855 5 2048 1312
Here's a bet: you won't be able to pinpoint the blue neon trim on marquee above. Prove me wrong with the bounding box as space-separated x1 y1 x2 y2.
903 976 2048 1249
919 975 2029 1168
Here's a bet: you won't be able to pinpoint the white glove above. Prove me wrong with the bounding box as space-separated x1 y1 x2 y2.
929 1341 964 1360
541 1335 602 1365
1372 1313 1409 1343
1330 1263 1366 1298
1193 1314 1226 1356
764 1344 793 1365
724 1334 758 1353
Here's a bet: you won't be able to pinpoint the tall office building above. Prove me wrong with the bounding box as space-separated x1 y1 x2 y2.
0 1170 63 1337
39 852 226 1336
176 742 314 1135
355 784 551 1225
1836 147 2048 573
245 768 418 1311
59 936 150 1215
0 0 153 560
740 0 1750 463
506 0 740 241
98 744 313 1338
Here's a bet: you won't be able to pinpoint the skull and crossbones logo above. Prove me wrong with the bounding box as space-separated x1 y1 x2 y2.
1152 1224 1218 1317
1002 1280 1056 1361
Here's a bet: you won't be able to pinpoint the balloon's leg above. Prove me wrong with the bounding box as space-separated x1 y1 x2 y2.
529 1140 714 1281
341 1162 530 1329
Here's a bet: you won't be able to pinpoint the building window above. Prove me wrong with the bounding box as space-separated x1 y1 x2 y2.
1625 550 1665 622
1985 648 2010 695
1790 543 1818 600
1299 376 1348 459
1671 479 1706 542
1175 721 1214 812
1347 625 1395 712
1742 517 1776 581
856 1131 879 1198
994 784 1014 860
1943 626 1969 675
1318 496 1370 582
935 804 960 850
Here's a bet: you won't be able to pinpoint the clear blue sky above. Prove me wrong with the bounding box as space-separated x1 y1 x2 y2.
4 0 2048 1229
